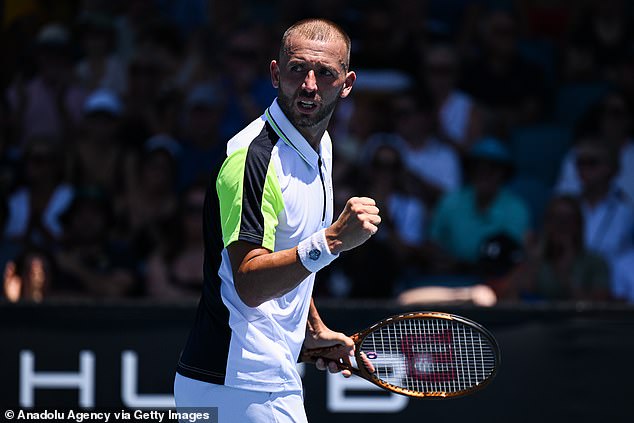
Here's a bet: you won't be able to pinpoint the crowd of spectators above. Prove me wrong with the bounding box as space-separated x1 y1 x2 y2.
1 0 634 305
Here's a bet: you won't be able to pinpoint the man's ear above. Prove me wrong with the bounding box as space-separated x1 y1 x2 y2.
340 71 356 99
270 60 280 88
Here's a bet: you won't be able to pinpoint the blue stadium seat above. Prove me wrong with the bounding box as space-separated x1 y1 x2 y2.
509 124 572 187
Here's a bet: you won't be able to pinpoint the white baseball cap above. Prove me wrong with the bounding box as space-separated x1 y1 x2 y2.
83 89 123 117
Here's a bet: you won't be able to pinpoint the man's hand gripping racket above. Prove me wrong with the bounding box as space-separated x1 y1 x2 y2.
300 311 500 398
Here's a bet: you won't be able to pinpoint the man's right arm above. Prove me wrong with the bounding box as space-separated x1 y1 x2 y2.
228 197 381 307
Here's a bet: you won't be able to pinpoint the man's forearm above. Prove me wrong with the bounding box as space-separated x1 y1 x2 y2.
306 297 325 337
229 241 311 307
229 197 381 308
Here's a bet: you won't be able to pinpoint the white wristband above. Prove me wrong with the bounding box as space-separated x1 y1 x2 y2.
297 229 339 273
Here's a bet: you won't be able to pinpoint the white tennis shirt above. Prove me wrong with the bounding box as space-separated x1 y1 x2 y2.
177 99 335 392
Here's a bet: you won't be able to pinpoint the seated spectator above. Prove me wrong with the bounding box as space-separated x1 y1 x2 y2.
3 247 57 303
363 92 461 209
4 136 73 249
566 0 634 81
120 135 180 259
75 13 127 95
420 43 483 155
507 195 611 301
428 137 530 277
573 139 634 281
177 84 225 190
55 186 139 297
320 143 427 299
123 50 168 127
556 90 634 202
461 8 547 135
145 182 205 299
217 25 276 140
7 23 86 145
175 27 221 93
71 89 126 193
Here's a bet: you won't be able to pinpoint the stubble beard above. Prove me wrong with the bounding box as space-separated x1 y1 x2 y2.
277 84 340 129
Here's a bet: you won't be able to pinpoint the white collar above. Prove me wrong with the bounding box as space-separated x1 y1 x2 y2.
265 99 321 169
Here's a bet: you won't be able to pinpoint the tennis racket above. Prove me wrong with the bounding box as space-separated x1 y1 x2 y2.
300 311 500 398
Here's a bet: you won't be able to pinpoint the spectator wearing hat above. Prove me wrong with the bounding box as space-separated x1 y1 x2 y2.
506 195 611 301
71 89 125 194
177 83 224 191
7 23 86 145
54 186 139 297
427 137 530 278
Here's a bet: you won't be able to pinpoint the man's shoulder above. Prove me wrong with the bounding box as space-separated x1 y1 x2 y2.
226 114 269 156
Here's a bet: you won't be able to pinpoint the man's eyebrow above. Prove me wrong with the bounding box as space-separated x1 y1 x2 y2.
286 58 345 73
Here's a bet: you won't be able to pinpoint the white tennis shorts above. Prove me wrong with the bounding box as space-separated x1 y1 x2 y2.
174 373 308 423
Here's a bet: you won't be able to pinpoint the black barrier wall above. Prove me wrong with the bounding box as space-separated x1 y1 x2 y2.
0 301 633 423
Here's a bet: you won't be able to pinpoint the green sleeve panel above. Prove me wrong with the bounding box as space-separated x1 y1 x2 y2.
216 147 284 252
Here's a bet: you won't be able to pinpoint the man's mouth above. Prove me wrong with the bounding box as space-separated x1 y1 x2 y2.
297 100 318 112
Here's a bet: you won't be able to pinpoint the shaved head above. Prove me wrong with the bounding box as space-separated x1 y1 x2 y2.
280 18 351 71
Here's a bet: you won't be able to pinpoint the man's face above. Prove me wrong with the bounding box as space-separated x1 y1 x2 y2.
576 149 614 191
270 34 355 130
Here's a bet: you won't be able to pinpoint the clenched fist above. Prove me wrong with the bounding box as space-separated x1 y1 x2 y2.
325 197 381 255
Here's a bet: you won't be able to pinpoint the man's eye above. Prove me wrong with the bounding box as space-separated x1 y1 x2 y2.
290 65 303 72
320 68 334 77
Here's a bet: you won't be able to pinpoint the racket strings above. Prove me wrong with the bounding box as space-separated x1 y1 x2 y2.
359 318 497 395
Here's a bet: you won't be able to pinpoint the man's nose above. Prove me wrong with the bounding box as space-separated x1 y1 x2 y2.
302 70 317 91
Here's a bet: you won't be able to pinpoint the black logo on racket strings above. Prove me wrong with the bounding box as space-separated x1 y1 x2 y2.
309 249 321 260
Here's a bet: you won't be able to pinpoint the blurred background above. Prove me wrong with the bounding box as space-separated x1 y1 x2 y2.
2 0 634 305
2 1 634 422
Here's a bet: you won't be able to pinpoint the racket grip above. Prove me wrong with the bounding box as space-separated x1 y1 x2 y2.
299 345 339 363
299 349 359 375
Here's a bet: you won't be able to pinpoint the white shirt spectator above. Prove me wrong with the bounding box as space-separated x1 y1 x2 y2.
361 133 462 192
403 136 462 192
439 91 474 146
581 186 634 288
387 193 427 246
557 140 634 202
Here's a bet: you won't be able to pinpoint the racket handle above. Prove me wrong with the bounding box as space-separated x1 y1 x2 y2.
299 350 360 376
299 345 337 362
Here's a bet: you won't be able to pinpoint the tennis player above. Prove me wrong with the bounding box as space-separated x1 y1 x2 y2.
174 18 380 423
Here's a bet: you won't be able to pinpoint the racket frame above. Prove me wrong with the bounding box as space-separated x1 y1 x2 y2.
303 311 500 399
